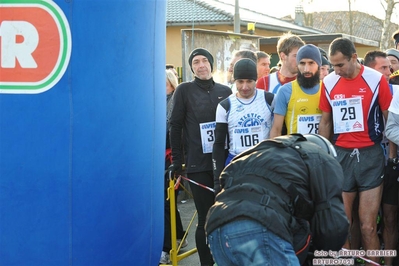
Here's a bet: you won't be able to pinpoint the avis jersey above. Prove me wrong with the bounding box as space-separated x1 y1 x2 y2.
216 89 273 155
319 65 392 149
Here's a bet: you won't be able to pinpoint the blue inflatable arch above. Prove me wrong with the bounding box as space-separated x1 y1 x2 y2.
0 0 165 265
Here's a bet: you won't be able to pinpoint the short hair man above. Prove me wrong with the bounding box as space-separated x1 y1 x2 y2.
227 50 257 84
318 38 392 264
212 59 274 193
168 47 231 265
270 44 322 138
364 50 392 83
256 32 305 94
206 134 348 266
256 51 271 79
364 49 399 265
386 48 399 73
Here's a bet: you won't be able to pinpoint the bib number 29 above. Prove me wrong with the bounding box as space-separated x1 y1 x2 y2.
341 107 356 121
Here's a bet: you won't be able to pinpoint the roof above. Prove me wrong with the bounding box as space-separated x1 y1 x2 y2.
260 33 379 48
166 0 324 35
283 11 399 44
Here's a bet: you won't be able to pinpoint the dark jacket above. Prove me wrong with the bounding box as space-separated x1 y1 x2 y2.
166 91 174 149
205 134 348 251
169 77 231 173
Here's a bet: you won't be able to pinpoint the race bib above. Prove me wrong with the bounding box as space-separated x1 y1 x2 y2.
199 122 227 154
297 114 321 134
232 126 264 154
331 97 364 134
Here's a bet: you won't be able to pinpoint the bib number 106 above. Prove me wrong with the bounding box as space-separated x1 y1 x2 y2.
240 134 259 147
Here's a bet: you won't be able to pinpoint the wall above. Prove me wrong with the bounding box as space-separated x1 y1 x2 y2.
166 25 282 74
181 29 260 84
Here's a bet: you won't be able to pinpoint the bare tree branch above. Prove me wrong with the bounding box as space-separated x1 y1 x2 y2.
380 0 397 50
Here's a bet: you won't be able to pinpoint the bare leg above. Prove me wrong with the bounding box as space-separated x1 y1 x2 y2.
342 191 357 249
359 184 383 265
351 195 362 249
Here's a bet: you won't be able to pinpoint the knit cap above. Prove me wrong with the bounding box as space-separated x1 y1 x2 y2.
188 48 214 73
386 48 399 60
296 44 322 67
233 58 257 81
318 47 330 66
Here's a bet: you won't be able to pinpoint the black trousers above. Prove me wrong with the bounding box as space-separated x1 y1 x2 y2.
187 171 215 266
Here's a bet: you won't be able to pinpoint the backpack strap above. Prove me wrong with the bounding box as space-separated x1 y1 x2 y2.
264 90 274 106
219 97 230 112
220 91 273 112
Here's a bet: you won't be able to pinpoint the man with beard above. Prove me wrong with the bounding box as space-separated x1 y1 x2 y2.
270 44 322 138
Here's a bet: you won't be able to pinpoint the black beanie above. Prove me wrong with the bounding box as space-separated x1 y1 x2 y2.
321 56 330 66
233 58 257 81
188 48 214 73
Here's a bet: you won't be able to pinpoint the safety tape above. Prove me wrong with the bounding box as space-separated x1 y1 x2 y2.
178 175 215 193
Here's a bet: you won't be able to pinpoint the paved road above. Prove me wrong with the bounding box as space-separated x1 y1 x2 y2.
161 178 210 266
175 197 200 265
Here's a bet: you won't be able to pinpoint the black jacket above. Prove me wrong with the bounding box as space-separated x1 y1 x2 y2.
205 134 348 251
169 77 231 173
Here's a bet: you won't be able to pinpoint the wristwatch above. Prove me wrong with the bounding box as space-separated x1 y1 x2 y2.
388 157 399 165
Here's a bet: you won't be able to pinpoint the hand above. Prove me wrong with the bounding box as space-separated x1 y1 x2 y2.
213 183 221 197
167 163 182 178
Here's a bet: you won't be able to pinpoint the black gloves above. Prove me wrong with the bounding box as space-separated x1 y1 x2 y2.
167 163 182 178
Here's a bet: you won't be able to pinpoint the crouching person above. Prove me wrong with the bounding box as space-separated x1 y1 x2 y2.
205 134 349 265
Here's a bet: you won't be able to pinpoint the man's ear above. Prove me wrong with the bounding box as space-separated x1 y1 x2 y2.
351 53 358 62
279 52 286 62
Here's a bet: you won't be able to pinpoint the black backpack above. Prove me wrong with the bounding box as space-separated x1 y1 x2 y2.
232 135 348 263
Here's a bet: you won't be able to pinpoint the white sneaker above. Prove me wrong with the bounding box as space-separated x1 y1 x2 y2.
177 238 188 248
159 251 170 264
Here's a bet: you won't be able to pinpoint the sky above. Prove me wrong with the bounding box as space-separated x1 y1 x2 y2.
223 0 399 24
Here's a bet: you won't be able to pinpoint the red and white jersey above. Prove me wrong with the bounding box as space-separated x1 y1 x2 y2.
256 71 296 94
319 65 392 149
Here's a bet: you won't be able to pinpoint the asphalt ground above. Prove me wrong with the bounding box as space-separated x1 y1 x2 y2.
175 196 201 265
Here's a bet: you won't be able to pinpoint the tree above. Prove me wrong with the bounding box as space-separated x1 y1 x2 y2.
380 0 399 50
348 0 353 36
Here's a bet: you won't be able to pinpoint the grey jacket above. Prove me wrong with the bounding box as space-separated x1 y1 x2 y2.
386 111 399 146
